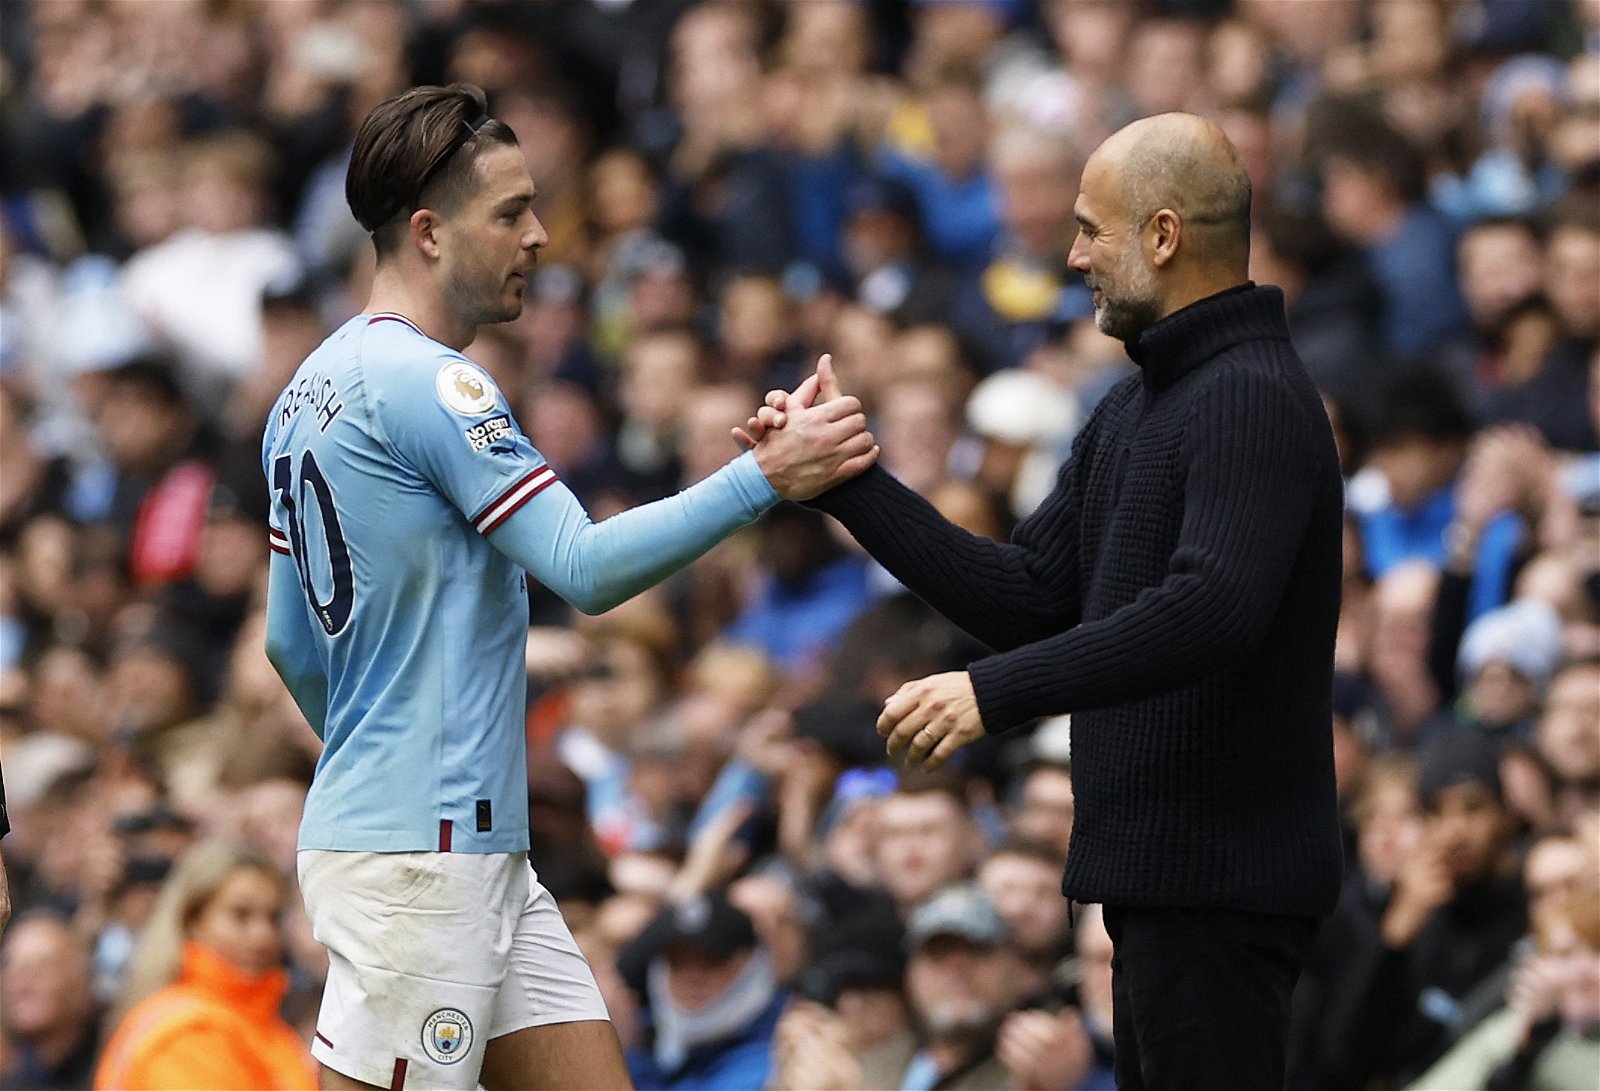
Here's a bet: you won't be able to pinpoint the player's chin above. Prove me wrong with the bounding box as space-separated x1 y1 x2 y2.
492 288 526 322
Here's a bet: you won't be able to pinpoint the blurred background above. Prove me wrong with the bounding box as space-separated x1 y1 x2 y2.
1 2 1598 1089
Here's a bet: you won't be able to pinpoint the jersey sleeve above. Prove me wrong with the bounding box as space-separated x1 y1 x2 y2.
260 399 327 733
267 517 290 558
264 550 329 737
488 451 777 615
365 351 557 529
363 340 779 615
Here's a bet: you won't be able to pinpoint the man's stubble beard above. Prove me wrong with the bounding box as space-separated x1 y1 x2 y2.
446 264 522 328
1092 245 1162 343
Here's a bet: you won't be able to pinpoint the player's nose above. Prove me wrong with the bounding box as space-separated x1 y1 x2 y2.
523 212 549 252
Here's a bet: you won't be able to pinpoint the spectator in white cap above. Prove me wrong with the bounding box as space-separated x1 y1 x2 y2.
961 367 1078 518
1423 597 1564 746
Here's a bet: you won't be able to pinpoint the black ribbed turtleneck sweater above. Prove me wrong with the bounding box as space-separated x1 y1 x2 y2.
812 284 1345 917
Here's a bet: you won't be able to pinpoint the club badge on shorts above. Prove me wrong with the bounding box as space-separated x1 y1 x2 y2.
436 361 498 416
421 1008 474 1064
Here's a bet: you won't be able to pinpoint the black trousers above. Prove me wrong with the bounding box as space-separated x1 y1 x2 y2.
1102 904 1320 1091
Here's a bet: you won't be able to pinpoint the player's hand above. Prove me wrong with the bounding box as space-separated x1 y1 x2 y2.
749 357 876 500
879 671 985 772
732 354 840 450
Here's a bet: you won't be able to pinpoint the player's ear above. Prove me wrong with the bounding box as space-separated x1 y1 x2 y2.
411 208 445 260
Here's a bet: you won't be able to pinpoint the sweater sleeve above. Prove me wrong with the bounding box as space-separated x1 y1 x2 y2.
806 401 1109 651
966 369 1323 730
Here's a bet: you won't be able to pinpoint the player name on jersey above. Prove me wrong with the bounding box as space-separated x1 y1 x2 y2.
276 370 347 433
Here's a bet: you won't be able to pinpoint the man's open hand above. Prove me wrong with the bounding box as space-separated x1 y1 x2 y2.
879 671 986 772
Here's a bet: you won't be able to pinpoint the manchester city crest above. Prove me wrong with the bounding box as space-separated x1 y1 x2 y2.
421 1007 474 1064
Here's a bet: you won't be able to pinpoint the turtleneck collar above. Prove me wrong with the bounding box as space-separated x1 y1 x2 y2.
178 940 290 1022
1125 282 1291 389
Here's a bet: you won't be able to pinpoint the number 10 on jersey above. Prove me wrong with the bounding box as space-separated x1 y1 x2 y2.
273 451 356 636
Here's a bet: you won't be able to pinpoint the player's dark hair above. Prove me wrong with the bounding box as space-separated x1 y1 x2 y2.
346 83 519 257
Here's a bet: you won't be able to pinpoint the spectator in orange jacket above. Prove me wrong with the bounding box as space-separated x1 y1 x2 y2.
94 840 316 1091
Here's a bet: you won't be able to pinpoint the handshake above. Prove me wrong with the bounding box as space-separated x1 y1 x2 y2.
734 354 878 502
731 353 984 773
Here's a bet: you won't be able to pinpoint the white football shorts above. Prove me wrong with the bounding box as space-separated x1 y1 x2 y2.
297 850 611 1090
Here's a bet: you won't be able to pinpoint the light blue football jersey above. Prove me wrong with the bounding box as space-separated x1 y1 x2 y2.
263 312 778 854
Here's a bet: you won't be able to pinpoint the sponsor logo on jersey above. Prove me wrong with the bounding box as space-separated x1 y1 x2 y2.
463 414 514 452
421 1008 474 1064
436 362 498 416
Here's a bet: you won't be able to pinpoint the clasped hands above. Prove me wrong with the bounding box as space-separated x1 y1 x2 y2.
735 354 877 502
734 358 986 772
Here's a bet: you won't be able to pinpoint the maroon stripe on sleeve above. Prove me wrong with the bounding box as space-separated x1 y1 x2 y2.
314 1031 335 1050
477 474 559 536
470 469 540 526
439 820 452 852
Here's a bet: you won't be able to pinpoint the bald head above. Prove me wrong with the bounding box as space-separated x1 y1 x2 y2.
1095 113 1252 264
1070 113 1255 340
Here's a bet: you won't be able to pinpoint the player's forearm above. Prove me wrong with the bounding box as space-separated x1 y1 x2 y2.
493 452 779 615
264 558 329 735
264 636 329 736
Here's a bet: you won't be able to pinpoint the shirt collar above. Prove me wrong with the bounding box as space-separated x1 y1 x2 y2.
1126 283 1291 389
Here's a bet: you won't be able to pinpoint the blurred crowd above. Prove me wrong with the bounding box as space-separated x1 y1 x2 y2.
1 1 1598 1089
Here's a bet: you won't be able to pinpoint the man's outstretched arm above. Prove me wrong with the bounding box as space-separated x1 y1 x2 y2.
490 375 876 615
956 370 1324 730
371 351 875 617
878 368 1327 771
741 356 1090 652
